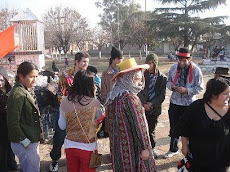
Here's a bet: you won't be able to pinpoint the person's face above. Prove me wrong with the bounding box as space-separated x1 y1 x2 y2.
147 63 155 73
0 74 6 89
213 86 230 107
76 57 89 70
19 69 38 88
47 82 58 95
133 70 144 87
113 57 124 65
178 58 189 68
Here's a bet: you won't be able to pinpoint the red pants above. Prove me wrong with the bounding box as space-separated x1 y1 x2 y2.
65 148 96 172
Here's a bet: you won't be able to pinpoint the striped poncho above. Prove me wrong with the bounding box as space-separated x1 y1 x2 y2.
107 91 157 172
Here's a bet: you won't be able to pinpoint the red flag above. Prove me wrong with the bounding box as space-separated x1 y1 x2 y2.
0 25 16 59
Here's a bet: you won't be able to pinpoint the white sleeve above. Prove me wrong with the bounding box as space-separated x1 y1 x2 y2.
58 108 67 130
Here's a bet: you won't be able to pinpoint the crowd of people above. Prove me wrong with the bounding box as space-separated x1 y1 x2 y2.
212 46 226 61
0 46 230 172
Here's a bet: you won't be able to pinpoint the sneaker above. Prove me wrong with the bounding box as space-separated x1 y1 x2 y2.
164 151 179 158
49 161 59 172
153 149 159 159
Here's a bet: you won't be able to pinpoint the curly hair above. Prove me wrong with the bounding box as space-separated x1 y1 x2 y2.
203 77 230 103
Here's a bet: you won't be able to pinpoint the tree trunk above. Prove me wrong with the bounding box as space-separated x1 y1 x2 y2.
139 50 142 59
191 34 199 52
99 51 102 59
184 28 190 47
59 52 61 61
55 48 58 60
145 44 148 57
184 6 190 47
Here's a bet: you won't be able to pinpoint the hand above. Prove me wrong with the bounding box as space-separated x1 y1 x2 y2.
181 144 190 156
172 84 178 91
141 149 150 160
177 87 188 94
40 133 45 144
147 102 153 107
143 104 151 111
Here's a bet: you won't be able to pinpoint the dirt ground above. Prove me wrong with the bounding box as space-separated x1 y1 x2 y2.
12 56 217 172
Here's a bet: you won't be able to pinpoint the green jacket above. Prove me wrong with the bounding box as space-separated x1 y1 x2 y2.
7 83 42 143
138 70 167 116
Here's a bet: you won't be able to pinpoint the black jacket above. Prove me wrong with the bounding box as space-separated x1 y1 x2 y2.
138 70 167 116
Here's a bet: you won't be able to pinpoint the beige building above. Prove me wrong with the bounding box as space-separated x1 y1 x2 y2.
1 8 45 71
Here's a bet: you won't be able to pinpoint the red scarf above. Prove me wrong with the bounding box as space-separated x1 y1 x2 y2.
173 62 193 85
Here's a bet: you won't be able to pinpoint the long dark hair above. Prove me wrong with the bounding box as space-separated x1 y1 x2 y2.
4 78 11 92
15 61 38 82
203 77 230 103
68 70 95 105
0 76 11 93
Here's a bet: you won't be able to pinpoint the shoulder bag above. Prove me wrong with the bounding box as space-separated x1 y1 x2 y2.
73 103 102 168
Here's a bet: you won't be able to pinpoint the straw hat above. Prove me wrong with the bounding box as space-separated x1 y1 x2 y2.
111 58 149 81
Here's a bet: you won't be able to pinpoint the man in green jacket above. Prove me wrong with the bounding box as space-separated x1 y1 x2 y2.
138 53 167 158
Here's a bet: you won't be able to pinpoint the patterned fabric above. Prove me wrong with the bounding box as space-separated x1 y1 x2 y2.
57 68 102 102
64 107 98 143
57 68 75 101
148 73 158 101
105 71 144 105
108 92 156 172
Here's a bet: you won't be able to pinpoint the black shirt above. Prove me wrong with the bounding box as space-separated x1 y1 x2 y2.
171 99 230 168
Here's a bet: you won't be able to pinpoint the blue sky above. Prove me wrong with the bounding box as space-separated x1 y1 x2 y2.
1 0 230 28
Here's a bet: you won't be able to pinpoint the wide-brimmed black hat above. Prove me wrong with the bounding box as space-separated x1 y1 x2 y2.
177 47 191 59
214 67 230 78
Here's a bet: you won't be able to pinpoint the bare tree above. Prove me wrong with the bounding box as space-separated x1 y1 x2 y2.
123 11 156 59
0 8 18 32
43 6 91 58
93 28 110 58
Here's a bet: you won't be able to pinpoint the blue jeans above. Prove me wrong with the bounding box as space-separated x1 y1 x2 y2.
50 108 66 161
11 142 40 172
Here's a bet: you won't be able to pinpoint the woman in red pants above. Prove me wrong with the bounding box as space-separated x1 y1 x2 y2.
58 70 104 172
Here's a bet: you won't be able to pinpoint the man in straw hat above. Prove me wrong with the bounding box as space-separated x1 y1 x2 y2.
138 53 167 159
165 47 203 158
105 58 156 172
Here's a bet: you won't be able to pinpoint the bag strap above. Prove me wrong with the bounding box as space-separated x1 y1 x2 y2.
72 102 97 152
206 103 223 119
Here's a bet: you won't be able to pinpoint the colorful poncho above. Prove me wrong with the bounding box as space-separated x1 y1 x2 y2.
107 91 156 172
